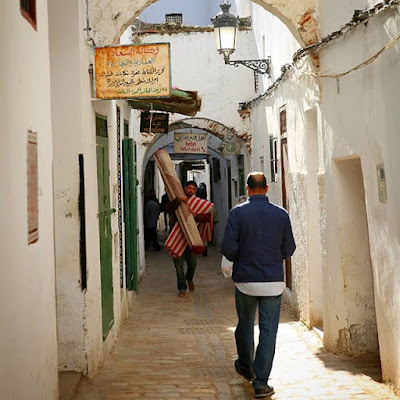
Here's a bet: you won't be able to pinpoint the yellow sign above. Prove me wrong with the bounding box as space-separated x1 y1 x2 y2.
94 43 171 99
174 132 208 154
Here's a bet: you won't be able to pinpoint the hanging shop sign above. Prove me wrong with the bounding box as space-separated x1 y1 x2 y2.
93 43 171 100
140 112 169 134
174 132 208 154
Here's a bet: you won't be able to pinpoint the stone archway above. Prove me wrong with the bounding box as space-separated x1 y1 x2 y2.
89 0 318 48
142 117 249 167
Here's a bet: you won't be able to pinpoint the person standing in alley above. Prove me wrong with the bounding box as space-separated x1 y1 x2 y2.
196 182 207 200
220 172 296 398
160 191 170 231
144 189 161 251
164 180 212 297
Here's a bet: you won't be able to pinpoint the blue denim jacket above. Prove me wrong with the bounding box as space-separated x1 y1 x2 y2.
220 195 296 283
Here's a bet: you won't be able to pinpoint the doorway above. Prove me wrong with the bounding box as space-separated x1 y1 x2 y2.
122 138 138 291
334 156 379 355
280 105 292 289
96 115 115 340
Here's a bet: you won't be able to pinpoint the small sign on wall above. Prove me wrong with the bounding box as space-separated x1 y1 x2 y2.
140 112 169 134
27 130 39 244
377 165 387 203
174 131 208 154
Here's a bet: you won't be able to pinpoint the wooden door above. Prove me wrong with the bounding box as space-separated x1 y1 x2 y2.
96 117 115 339
281 137 292 289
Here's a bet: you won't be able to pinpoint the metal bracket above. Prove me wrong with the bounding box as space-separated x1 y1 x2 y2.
227 58 271 75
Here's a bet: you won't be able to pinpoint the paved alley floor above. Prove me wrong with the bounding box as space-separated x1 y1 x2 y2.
73 244 399 400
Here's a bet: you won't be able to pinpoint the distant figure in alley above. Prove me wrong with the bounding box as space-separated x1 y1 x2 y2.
144 189 161 251
160 191 169 231
221 172 296 399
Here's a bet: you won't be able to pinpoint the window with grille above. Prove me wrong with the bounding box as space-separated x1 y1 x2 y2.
166 13 183 24
20 0 37 30
269 136 278 183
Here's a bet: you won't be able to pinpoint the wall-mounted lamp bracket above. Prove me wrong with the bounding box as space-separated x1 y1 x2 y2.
227 57 271 75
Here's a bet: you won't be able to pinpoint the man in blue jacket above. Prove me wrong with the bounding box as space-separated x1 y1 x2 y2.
221 172 296 398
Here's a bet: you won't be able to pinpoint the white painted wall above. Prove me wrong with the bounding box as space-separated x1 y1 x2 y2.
247 0 400 388
318 1 400 386
244 0 322 326
48 0 87 373
49 0 134 377
121 29 256 137
0 2 58 399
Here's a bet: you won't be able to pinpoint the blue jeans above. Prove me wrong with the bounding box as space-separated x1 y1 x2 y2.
234 287 281 388
173 247 197 290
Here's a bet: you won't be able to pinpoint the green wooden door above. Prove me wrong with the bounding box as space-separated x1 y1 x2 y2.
122 139 138 291
96 117 115 339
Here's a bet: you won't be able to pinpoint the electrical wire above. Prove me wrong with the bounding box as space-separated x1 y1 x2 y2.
240 0 400 109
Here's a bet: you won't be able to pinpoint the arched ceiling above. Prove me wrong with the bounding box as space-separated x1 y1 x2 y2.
89 0 318 48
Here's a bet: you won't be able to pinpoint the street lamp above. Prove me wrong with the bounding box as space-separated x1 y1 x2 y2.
211 2 271 75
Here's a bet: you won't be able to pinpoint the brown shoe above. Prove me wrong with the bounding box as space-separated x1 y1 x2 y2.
187 280 195 292
178 290 186 297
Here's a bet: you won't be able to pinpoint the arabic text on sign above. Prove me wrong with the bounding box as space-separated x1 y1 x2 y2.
94 44 170 99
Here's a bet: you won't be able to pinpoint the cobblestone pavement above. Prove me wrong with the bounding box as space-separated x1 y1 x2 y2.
73 245 399 400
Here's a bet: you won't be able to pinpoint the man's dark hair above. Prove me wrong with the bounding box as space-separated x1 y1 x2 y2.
185 180 198 188
247 172 267 190
148 188 157 200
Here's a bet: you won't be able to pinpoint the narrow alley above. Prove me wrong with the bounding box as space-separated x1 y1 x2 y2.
4 1 400 398
71 241 397 400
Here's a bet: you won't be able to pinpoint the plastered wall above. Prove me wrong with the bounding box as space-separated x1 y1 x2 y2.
0 1 58 399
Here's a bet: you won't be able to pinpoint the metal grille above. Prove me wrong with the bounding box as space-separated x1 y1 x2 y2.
166 13 183 24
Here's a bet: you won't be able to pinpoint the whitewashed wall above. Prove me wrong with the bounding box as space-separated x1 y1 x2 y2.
49 0 133 376
49 0 88 374
0 2 58 399
244 0 322 326
247 0 400 388
318 0 400 386
123 29 256 136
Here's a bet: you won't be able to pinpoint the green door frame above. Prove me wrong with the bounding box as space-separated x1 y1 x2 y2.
96 115 115 339
122 138 138 291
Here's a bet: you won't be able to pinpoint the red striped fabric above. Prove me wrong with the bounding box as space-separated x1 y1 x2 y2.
164 196 214 258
